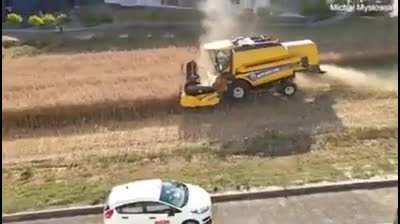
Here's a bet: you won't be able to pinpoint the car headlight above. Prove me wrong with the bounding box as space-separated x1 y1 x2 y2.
191 206 210 214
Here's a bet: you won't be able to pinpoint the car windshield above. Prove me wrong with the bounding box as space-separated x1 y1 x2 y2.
159 181 189 208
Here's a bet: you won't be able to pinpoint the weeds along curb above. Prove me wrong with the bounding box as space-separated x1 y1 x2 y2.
2 178 397 223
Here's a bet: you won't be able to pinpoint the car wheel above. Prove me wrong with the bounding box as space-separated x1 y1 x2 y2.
280 80 297 97
228 80 250 100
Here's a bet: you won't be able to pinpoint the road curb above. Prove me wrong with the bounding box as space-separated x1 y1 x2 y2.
210 177 398 203
2 178 397 223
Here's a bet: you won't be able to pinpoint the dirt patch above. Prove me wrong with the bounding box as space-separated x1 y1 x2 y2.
221 130 313 157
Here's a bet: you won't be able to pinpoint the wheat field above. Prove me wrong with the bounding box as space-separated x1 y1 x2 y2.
2 47 197 128
2 46 396 130
3 47 197 110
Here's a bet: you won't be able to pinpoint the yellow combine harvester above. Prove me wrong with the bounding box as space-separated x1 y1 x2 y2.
180 35 325 108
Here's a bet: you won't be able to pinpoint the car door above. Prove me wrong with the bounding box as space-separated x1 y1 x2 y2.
114 201 151 224
143 201 183 224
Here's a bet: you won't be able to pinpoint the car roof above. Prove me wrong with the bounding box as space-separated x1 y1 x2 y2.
107 179 163 207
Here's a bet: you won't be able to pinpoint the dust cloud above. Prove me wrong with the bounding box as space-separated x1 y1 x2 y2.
198 0 239 43
319 64 398 93
195 0 241 83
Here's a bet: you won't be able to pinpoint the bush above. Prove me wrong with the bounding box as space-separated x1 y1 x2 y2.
28 15 44 26
6 13 23 25
55 13 68 25
42 14 56 26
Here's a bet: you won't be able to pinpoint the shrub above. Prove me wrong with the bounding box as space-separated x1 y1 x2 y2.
6 13 23 25
55 13 68 25
28 15 44 26
42 14 56 26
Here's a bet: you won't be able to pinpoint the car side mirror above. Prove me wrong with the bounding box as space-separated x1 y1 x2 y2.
167 209 175 217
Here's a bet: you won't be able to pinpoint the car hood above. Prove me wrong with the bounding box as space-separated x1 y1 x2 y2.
184 184 211 210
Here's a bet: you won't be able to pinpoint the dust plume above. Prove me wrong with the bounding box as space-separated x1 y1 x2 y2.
320 64 397 93
198 0 239 44
195 0 241 83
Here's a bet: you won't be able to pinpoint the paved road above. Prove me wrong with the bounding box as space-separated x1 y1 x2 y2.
8 187 398 224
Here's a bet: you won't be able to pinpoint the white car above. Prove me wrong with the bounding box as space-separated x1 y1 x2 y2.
103 179 212 224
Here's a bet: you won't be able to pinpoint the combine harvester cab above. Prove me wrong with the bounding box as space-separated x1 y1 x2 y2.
180 35 325 108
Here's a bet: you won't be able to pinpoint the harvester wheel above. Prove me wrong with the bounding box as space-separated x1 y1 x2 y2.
228 80 250 100
280 80 297 97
